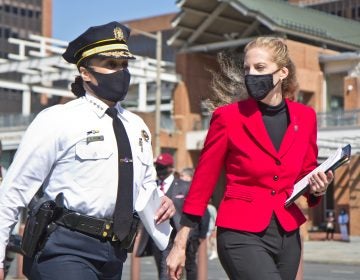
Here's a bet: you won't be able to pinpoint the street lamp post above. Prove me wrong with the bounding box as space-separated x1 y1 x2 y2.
155 31 162 157
130 27 162 156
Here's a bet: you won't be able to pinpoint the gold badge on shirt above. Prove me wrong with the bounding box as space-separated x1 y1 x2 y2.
141 130 149 142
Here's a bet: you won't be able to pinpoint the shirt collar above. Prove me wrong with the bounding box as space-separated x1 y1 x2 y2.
84 93 127 121
84 93 108 118
164 174 174 186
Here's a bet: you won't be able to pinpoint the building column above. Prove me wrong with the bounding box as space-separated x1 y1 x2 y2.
22 90 31 115
138 80 147 111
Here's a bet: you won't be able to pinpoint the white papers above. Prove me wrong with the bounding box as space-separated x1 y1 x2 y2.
135 186 172 250
285 144 351 207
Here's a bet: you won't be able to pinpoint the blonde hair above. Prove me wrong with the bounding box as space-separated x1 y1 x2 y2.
207 36 298 110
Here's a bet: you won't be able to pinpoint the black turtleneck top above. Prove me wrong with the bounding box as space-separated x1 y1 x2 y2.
257 99 289 151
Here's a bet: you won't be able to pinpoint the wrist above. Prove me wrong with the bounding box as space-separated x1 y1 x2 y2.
174 226 191 250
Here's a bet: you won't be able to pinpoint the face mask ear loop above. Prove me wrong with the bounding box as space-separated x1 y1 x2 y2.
272 68 283 87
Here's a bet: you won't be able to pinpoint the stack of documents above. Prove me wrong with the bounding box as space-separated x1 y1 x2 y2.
285 144 351 207
135 187 173 250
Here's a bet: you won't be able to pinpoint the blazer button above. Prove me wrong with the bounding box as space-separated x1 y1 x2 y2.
271 190 276 195
273 175 279 181
275 160 281 165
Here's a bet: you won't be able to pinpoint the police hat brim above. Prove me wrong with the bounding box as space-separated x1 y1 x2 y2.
95 50 136 60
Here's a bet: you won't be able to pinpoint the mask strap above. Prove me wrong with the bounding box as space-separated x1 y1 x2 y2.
272 68 282 75
272 68 283 87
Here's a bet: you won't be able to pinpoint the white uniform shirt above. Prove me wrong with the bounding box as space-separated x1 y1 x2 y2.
161 174 174 194
0 93 157 267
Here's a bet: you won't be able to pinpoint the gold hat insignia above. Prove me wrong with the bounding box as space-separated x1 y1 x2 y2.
113 27 125 42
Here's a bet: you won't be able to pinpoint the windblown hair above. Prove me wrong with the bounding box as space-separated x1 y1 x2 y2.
207 36 299 111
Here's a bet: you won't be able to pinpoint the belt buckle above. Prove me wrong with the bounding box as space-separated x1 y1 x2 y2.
111 234 119 242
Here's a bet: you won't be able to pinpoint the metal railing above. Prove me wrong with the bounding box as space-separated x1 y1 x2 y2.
1 109 360 132
317 109 360 129
0 112 176 133
0 113 35 130
190 109 360 131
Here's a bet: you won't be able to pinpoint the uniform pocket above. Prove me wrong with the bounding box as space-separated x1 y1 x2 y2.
75 141 113 160
73 140 114 188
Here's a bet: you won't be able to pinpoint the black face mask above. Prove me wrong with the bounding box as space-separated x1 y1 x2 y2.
245 69 281 101
156 165 171 180
87 68 131 102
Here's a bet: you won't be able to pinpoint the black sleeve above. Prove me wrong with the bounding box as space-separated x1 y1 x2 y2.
309 193 319 204
198 209 210 239
180 212 201 228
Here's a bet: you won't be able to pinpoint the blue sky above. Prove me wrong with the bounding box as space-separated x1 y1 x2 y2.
53 0 179 41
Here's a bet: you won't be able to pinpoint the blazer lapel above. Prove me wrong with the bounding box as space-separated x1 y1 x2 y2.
278 99 299 158
241 100 278 158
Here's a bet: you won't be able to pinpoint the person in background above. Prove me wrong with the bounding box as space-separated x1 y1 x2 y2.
179 167 194 182
167 36 334 280
179 167 210 279
325 211 335 241
206 200 218 260
137 155 209 280
0 21 175 280
338 208 350 242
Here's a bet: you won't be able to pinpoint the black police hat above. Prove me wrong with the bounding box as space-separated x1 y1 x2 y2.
62 21 135 66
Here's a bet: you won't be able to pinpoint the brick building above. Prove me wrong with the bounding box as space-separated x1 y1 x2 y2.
0 0 52 114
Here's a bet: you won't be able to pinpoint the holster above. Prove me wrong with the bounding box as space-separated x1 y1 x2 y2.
21 192 64 258
120 212 140 252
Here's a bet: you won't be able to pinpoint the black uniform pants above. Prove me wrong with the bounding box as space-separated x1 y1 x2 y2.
217 215 301 280
23 226 127 280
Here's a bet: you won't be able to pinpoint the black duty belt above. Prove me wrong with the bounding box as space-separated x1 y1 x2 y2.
55 208 118 242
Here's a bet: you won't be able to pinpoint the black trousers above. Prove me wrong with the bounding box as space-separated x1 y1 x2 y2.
217 215 301 280
23 226 127 280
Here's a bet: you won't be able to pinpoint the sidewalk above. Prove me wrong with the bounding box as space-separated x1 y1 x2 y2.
303 234 360 265
6 235 360 279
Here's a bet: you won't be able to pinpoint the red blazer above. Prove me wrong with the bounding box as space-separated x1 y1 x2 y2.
183 98 320 232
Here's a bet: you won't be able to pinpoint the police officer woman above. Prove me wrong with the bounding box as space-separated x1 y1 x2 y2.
0 22 175 280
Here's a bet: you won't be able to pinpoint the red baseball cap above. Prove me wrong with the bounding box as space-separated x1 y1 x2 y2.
155 153 174 166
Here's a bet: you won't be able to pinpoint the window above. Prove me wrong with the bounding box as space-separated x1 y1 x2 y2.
330 96 344 111
4 28 10 38
297 91 313 105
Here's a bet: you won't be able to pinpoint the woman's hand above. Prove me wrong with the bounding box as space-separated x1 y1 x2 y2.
167 226 191 280
309 170 334 197
155 195 176 225
0 268 4 280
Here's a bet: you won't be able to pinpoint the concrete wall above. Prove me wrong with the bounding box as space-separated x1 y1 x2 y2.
287 39 336 111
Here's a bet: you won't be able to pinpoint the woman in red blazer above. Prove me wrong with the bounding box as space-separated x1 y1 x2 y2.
167 37 333 280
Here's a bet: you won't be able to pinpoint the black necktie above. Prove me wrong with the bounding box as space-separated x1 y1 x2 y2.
106 107 133 241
